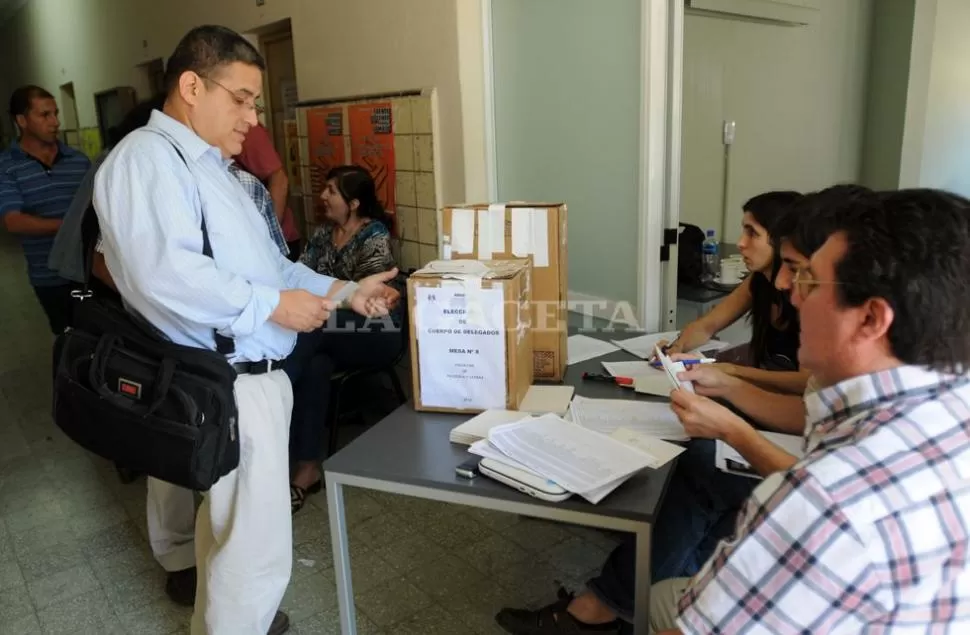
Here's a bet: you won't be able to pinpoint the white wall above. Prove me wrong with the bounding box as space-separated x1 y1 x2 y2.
0 0 473 204
680 0 873 243
915 0 970 197
490 0 642 306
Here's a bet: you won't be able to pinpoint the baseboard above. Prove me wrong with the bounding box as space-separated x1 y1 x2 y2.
566 290 641 329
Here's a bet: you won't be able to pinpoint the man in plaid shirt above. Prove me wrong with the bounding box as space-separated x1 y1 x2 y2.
227 161 288 257
651 186 970 634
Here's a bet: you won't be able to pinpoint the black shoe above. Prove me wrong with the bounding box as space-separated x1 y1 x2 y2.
165 567 197 607
268 610 290 635
495 588 620 634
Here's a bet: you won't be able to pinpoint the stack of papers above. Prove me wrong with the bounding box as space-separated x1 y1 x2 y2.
715 431 805 478
449 410 532 445
518 385 575 416
567 334 620 365
478 415 676 503
569 395 688 441
611 331 732 360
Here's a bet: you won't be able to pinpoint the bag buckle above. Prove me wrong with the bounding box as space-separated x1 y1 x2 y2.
71 289 93 302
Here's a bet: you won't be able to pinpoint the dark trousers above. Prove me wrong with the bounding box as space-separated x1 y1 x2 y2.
587 439 757 623
32 283 77 335
283 311 403 463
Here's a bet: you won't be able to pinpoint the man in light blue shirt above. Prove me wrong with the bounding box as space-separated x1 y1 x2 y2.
94 25 396 635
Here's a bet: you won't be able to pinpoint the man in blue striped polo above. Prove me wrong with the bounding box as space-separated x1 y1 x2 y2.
0 85 91 333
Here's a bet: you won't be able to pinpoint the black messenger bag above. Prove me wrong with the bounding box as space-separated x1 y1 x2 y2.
52 140 240 491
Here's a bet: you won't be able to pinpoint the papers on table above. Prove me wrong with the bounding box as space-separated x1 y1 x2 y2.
601 361 657 378
715 431 805 479
488 414 657 504
567 335 619 365
611 331 730 360
518 385 575 416
633 374 674 397
569 395 688 441
610 428 686 469
449 409 532 445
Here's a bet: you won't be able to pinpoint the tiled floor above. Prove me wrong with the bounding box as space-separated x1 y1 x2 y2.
0 233 620 635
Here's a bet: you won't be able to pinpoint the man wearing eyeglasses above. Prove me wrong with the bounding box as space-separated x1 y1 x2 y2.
94 25 398 635
642 186 970 634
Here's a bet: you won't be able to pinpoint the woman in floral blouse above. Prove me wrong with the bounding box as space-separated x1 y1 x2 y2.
283 165 404 512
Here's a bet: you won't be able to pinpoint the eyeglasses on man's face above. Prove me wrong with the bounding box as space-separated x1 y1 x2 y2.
791 267 841 297
203 76 265 115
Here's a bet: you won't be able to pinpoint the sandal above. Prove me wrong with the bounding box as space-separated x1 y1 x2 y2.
290 480 322 514
495 587 620 634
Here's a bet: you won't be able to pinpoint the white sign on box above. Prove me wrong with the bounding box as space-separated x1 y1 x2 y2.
415 285 507 410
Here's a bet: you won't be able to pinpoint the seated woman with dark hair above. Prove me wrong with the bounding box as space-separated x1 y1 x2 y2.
284 165 404 512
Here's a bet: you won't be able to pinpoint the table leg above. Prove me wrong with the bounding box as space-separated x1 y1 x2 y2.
632 523 652 635
327 479 357 635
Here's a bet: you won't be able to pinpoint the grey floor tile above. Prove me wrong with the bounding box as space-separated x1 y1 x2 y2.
492 559 571 608
87 543 157 587
353 575 434 628
0 522 12 563
101 566 169 615
280 570 339 623
501 517 575 552
35 589 118 635
460 506 521 532
3 499 68 535
67 502 129 539
420 510 497 551
78 520 144 561
4 611 43 635
539 536 610 580
346 544 403 595
0 559 24 593
350 511 414 547
293 538 335 580
0 583 35 623
455 532 531 576
368 532 448 571
391 603 471 635
405 553 489 600
116 599 191 635
342 490 387 527
296 606 384 635
15 539 87 583
292 504 331 546
27 563 101 610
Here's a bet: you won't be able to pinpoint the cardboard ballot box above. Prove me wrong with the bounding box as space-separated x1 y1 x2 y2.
407 260 533 414
441 203 567 381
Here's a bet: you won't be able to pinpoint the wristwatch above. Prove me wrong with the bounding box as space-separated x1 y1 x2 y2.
333 282 358 310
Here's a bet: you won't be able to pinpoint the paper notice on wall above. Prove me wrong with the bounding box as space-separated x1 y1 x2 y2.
416 285 507 410
450 209 475 254
280 79 299 120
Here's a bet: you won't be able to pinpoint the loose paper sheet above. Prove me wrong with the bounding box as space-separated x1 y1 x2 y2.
601 361 657 378
450 410 533 445
569 396 688 441
567 334 620 365
416 285 507 410
488 415 654 496
612 332 727 359
715 431 805 479
609 428 685 469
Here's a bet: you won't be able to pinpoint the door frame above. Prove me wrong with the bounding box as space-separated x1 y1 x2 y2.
480 0 684 331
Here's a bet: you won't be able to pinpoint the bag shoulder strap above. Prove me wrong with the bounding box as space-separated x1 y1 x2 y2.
144 130 235 355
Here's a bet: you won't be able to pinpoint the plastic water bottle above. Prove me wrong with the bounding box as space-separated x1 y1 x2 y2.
702 229 720 282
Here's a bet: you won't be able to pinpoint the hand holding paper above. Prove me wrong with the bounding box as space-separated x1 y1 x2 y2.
669 388 746 441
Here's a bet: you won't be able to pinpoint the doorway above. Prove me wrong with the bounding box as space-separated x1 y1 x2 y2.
484 0 681 331
134 58 166 100
58 82 80 149
253 21 304 238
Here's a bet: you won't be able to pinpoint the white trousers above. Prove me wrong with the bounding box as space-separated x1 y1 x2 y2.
190 370 294 635
146 477 197 572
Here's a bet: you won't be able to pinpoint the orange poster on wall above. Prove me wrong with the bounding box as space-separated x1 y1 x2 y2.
305 105 347 199
348 102 396 225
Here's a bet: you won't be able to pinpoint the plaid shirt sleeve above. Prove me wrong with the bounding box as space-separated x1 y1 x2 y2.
228 164 289 257
677 469 883 634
